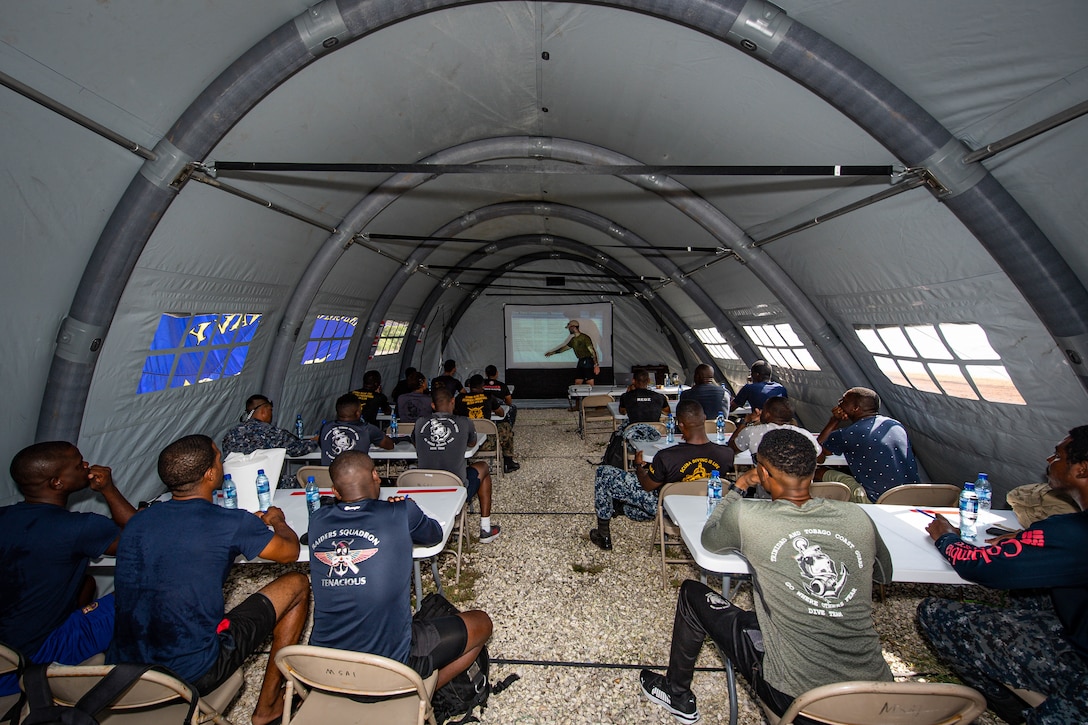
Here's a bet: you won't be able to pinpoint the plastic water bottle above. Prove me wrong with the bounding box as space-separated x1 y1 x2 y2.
390 410 398 437
305 476 321 516
974 473 991 517
707 470 723 515
222 474 238 509
295 414 305 439
255 469 272 511
959 481 978 543
716 412 726 443
666 414 675 444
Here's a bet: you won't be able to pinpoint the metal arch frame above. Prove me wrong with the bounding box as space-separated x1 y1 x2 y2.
410 239 710 376
36 0 1088 450
346 200 758 390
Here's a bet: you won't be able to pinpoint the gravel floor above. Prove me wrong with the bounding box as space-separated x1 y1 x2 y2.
222 408 1009 724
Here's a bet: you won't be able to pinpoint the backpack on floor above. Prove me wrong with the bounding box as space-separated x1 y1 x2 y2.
414 593 517 724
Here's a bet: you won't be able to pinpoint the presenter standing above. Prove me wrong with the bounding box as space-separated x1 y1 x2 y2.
545 319 600 385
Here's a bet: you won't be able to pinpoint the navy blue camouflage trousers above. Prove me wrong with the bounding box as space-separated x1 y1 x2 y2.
593 464 657 521
917 596 1088 724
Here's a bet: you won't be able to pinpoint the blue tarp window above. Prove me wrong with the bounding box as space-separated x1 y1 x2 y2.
138 313 261 393
301 315 358 365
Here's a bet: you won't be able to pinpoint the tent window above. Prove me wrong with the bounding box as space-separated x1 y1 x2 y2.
855 323 1025 405
694 327 739 360
301 315 359 365
741 323 821 371
374 320 409 356
138 313 261 393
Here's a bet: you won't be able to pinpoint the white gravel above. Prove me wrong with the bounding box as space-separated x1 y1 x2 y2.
222 407 1008 724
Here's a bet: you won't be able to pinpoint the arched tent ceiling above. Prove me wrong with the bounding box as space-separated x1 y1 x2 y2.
2 0 1087 505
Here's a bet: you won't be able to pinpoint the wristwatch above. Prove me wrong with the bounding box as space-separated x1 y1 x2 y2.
727 481 745 496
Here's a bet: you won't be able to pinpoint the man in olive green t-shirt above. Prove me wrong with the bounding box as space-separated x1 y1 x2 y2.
641 428 893 724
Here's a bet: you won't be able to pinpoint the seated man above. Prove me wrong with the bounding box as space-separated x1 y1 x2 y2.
351 369 391 426
815 387 918 502
308 451 492 687
590 400 734 550
0 442 135 696
397 371 433 423
389 366 418 405
729 396 819 456
109 435 309 725
917 427 1088 724
483 364 517 427
431 359 464 398
414 387 501 543
730 360 787 412
641 429 893 724
678 363 729 419
320 394 394 465
618 369 670 424
456 374 520 473
222 393 316 489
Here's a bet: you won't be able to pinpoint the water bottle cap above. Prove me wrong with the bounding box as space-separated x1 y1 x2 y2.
710 470 720 478
223 474 232 480
257 469 266 475
963 481 975 490
307 476 315 484
977 473 988 480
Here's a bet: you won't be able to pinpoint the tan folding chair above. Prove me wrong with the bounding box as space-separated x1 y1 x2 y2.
651 479 710 587
397 468 467 583
875 483 961 506
760 679 986 724
1 643 23 724
26 663 242 724
810 480 852 501
703 419 736 439
295 465 332 488
471 418 503 478
275 644 438 725
622 422 667 471
580 394 615 440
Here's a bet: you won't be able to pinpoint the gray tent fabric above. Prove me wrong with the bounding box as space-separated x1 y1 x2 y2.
2 1 1086 508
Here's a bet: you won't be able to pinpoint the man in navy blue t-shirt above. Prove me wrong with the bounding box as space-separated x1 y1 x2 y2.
816 387 917 502
0 442 136 696
308 451 492 687
731 360 787 412
110 435 309 725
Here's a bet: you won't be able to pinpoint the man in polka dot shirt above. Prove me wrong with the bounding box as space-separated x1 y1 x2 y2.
815 387 918 502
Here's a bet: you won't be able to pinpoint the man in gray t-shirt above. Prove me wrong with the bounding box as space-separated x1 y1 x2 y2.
641 429 892 725
412 387 501 543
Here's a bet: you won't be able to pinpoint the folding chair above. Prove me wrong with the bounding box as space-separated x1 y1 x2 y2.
622 422 666 471
580 394 614 440
760 679 986 724
471 418 503 479
295 465 332 488
703 419 736 440
810 481 852 501
0 643 23 724
651 479 710 587
875 484 961 506
396 468 467 584
24 663 242 725
274 644 438 725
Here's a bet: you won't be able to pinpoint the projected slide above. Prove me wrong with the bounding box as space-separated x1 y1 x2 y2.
504 303 613 369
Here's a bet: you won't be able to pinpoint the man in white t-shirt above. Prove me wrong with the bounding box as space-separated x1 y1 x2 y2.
729 396 818 458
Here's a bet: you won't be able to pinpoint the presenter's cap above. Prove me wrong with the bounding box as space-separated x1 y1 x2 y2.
567 320 580 330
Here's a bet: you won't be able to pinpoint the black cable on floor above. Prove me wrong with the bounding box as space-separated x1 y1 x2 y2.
490 657 726 673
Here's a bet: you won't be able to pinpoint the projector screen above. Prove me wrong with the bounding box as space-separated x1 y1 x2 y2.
504 303 613 370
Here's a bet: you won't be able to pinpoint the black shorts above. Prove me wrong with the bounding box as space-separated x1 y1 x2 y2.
576 357 596 376
407 615 468 679
191 592 277 695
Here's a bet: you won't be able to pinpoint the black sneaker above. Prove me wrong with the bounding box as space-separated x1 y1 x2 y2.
503 458 521 473
640 669 699 724
589 528 613 551
480 524 502 543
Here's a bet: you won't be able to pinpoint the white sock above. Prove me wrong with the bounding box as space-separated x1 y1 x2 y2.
481 516 491 532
